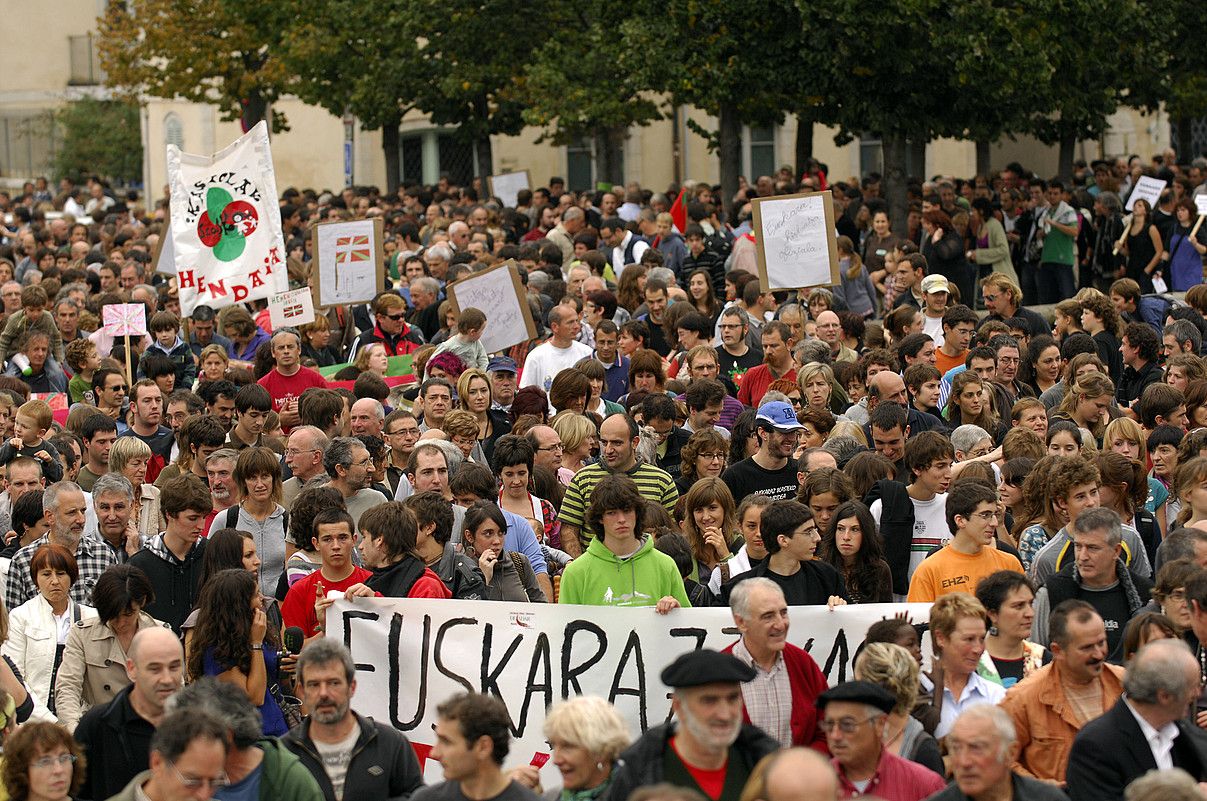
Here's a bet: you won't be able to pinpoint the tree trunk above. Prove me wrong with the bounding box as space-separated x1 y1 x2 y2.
240 91 267 133
475 136 493 178
382 112 401 193
883 130 909 239
1176 116 1194 164
1058 130 1076 180
718 103 741 223
795 112 814 177
975 140 991 177
909 138 927 180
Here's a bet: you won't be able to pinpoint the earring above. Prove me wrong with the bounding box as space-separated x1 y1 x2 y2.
988 625 998 637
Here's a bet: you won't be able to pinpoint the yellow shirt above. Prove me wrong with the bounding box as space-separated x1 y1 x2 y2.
907 542 1023 602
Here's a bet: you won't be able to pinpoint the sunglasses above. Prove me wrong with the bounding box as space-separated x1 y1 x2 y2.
384 312 406 321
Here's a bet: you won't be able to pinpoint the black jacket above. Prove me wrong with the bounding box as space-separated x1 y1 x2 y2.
1117 358 1163 409
655 427 692 478
282 713 425 801
73 685 154 801
1066 696 1207 801
127 536 206 635
605 722 779 801
366 556 428 598
863 479 914 596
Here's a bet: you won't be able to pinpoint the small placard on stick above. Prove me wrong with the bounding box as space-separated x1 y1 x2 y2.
102 303 147 337
751 190 840 292
269 287 316 330
445 260 537 354
1125 175 1167 212
311 217 385 308
486 171 531 210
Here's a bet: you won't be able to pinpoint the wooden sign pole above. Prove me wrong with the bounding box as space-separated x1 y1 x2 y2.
1191 214 1205 240
1113 213 1134 256
124 333 133 389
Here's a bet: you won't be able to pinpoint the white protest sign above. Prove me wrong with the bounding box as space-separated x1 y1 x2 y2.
1195 195 1207 217
329 598 931 782
487 170 531 210
153 223 176 276
751 190 840 292
312 217 384 307
1124 175 1167 212
446 261 538 354
269 287 316 330
167 121 288 316
101 303 147 337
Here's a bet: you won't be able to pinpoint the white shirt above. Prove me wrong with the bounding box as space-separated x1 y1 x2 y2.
1124 698 1178 771
708 544 753 595
518 339 593 394
936 671 1005 738
610 231 650 279
922 312 945 347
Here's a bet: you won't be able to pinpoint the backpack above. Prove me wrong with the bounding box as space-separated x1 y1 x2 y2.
225 505 290 538
864 479 915 596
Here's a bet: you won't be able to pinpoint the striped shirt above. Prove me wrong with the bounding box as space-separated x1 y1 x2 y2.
559 461 678 550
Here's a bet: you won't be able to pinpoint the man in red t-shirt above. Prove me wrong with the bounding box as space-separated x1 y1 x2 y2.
282 507 372 639
258 330 326 433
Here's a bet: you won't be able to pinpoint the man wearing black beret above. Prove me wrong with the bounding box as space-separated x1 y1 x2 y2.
816 681 945 800
605 649 779 801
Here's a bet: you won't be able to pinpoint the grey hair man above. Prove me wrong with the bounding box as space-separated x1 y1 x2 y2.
170 677 324 801
950 424 993 462
1065 639 1207 801
6 480 114 609
284 426 330 506
92 471 140 561
931 705 1067 801
282 639 424 801
323 437 387 528
726 577 829 748
349 398 385 438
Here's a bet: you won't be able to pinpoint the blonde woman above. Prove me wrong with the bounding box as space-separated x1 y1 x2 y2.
797 361 847 417
107 437 162 538
512 696 630 798
195 344 228 387
550 412 596 479
854 642 943 775
1052 371 1115 444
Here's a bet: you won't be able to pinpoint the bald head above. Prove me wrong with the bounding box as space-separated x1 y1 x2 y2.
870 370 907 407
764 748 839 801
129 626 183 666
350 398 385 437
815 310 841 346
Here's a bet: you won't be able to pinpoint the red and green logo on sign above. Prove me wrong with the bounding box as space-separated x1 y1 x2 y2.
196 186 259 262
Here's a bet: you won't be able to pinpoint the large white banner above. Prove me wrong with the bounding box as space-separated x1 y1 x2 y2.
328 598 930 780
167 121 288 316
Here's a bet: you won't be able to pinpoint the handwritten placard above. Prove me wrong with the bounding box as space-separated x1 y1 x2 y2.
269 287 316 330
751 190 840 292
311 217 385 308
101 303 147 337
445 260 537 354
487 170 531 210
1195 195 1207 217
1125 175 1167 212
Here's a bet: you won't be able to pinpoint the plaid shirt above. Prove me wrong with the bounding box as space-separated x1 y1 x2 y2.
731 638 793 748
5 532 117 611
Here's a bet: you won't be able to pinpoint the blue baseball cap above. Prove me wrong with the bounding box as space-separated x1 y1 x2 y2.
487 356 517 374
755 400 804 431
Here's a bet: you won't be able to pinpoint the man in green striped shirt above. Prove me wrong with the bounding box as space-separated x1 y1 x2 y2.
558 413 678 556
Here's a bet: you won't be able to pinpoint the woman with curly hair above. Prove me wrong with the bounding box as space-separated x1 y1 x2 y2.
1 721 84 801
1078 291 1124 383
680 478 743 587
818 500 892 603
675 428 728 496
188 568 287 736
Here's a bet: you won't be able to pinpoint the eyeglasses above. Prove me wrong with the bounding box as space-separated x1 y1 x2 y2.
699 452 726 462
971 511 1000 522
168 761 229 790
537 443 564 452
351 458 373 468
386 428 420 438
31 754 77 770
384 312 405 321
285 447 319 457
820 715 880 734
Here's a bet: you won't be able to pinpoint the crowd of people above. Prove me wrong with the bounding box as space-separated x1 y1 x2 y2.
0 153 1205 801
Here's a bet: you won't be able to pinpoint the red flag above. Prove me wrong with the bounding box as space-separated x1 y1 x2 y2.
669 188 687 234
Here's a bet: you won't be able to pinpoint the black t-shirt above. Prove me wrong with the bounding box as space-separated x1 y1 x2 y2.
760 561 847 606
715 345 763 389
722 457 798 502
1083 583 1133 663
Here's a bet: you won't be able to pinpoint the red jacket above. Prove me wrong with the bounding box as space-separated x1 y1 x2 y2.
724 640 829 752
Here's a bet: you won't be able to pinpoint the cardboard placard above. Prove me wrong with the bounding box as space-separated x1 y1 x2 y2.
751 190 840 292
102 303 147 337
445 260 537 354
1125 175 1167 212
486 170 531 210
268 287 316 329
310 217 385 308
1195 195 1207 217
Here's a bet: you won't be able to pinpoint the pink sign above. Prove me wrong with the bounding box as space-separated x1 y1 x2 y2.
102 303 148 337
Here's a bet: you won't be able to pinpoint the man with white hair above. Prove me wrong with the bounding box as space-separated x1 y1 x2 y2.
408 275 443 341
723 578 827 749
928 705 1067 801
606 649 779 801
447 220 470 253
1066 638 1207 801
816 680 944 800
546 206 585 271
283 427 330 506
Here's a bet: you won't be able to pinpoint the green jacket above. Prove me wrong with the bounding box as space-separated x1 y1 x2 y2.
558 535 692 608
0 309 64 365
103 741 323 801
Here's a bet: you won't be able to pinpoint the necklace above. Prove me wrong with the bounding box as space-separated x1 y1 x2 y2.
882 719 906 747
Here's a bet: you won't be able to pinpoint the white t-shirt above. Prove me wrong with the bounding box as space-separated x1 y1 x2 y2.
518 340 594 394
870 491 951 599
923 312 945 347
313 723 361 801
